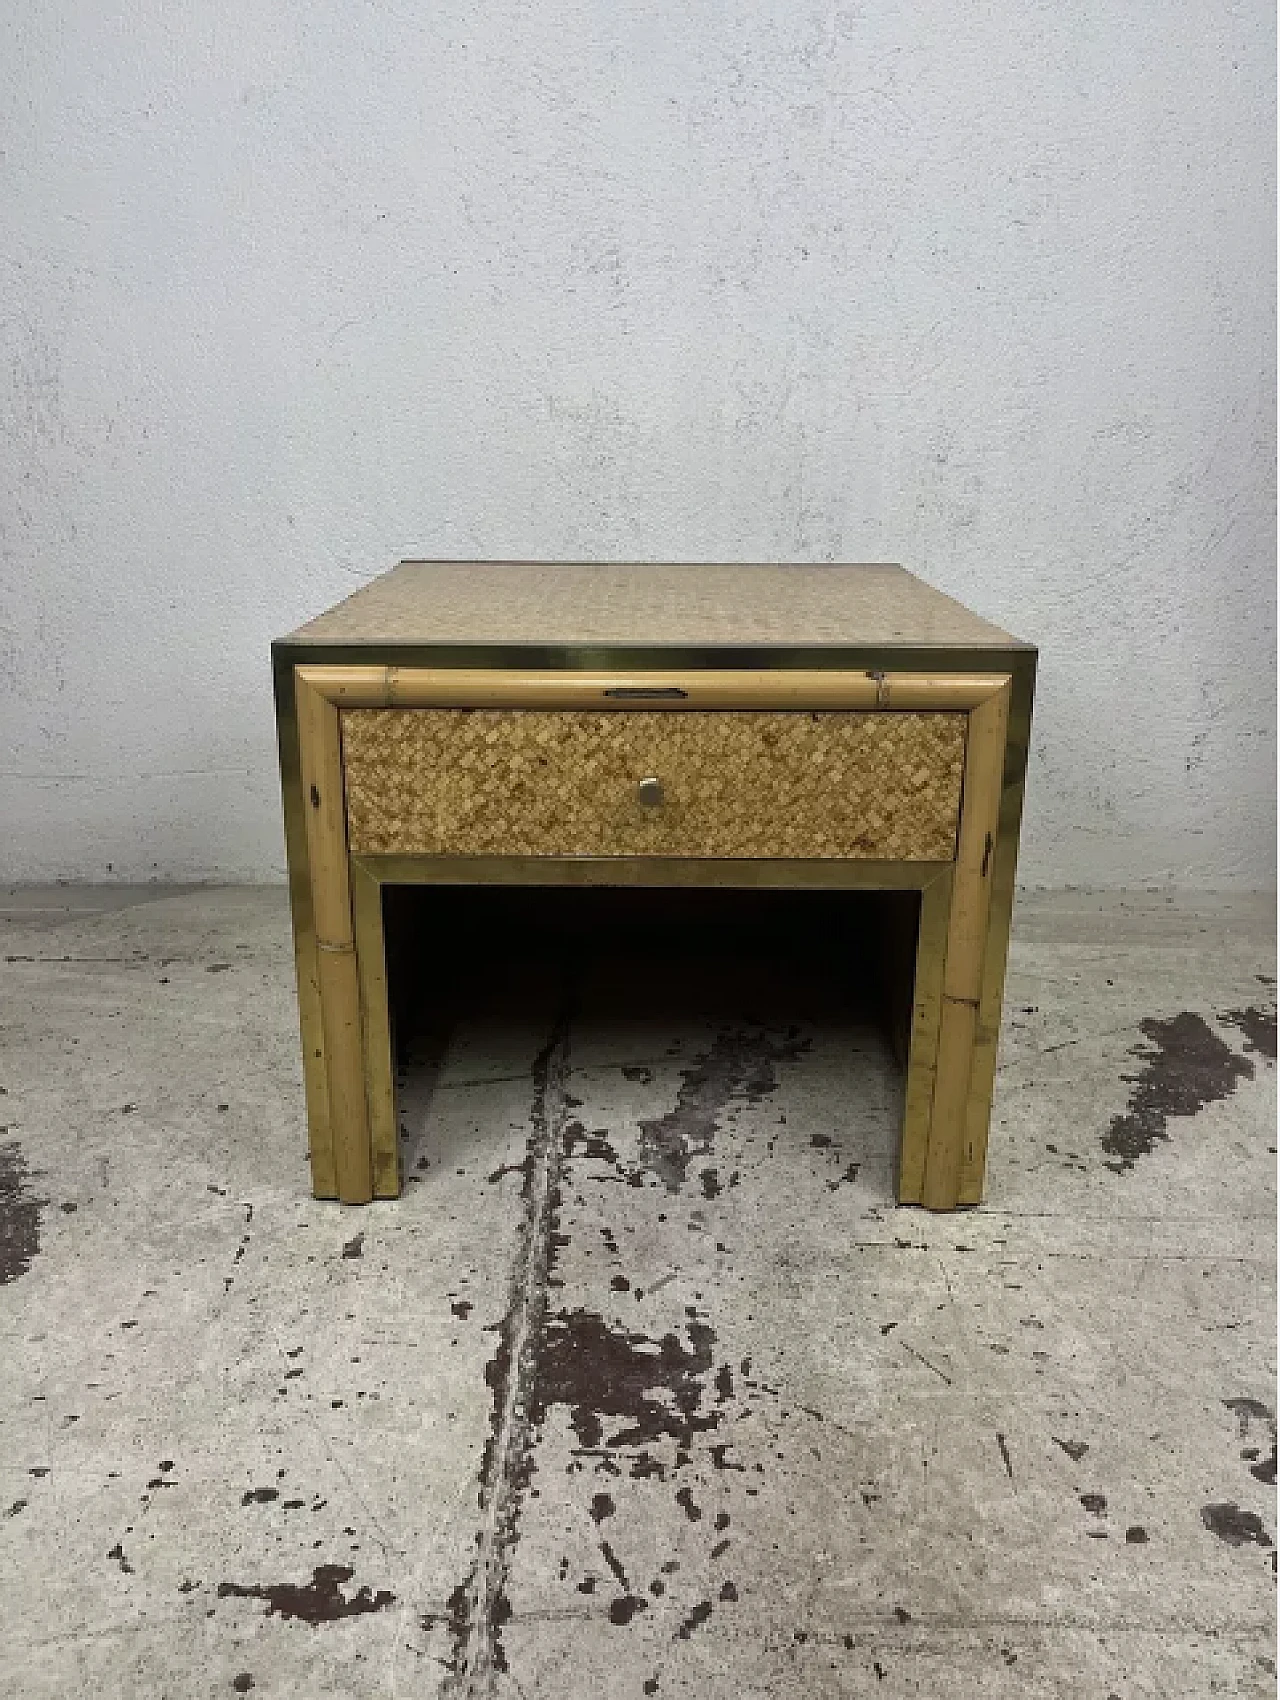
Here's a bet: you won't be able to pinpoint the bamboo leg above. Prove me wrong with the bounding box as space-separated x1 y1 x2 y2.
958 784 1024 1204
959 668 1034 1202
352 858 400 1198
296 927 337 1198
297 674 374 1205
897 868 953 1204
276 665 337 1197
920 681 1011 1211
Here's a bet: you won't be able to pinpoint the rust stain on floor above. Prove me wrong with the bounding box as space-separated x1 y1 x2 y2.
0 1141 44 1284
217 1564 396 1625
1102 1009 1272 1172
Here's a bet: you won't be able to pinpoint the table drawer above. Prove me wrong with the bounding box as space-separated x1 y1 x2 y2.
341 707 965 861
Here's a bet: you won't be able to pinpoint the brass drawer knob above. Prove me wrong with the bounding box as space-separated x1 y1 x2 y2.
637 776 664 809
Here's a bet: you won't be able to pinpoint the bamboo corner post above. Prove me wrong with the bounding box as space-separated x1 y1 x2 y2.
920 679 1011 1210
295 671 374 1204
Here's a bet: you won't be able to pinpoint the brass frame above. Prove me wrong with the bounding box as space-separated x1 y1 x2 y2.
275 650 1034 1212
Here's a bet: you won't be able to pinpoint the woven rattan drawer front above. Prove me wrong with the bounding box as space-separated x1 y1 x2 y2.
341 708 966 861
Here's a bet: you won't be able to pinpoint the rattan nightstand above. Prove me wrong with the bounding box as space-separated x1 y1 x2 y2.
273 562 1035 1211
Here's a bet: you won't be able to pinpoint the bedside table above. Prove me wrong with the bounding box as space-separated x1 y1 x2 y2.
273 563 1035 1211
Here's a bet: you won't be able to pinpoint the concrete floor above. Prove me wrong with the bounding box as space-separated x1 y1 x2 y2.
0 884 1275 1699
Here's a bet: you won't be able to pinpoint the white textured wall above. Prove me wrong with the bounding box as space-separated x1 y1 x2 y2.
2 2 1274 886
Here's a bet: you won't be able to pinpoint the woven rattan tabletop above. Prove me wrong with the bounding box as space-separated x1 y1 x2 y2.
282 562 1029 651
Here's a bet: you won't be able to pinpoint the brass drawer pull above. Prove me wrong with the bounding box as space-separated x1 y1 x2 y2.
604 685 688 700
637 776 664 809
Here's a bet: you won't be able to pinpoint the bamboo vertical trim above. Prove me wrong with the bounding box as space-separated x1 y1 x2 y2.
351 857 398 1199
958 1008 1002 1206
278 674 338 1198
297 673 374 1205
297 939 337 1199
920 680 1012 1211
314 948 372 1202
959 674 1033 1203
958 783 1023 1205
897 869 953 1204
